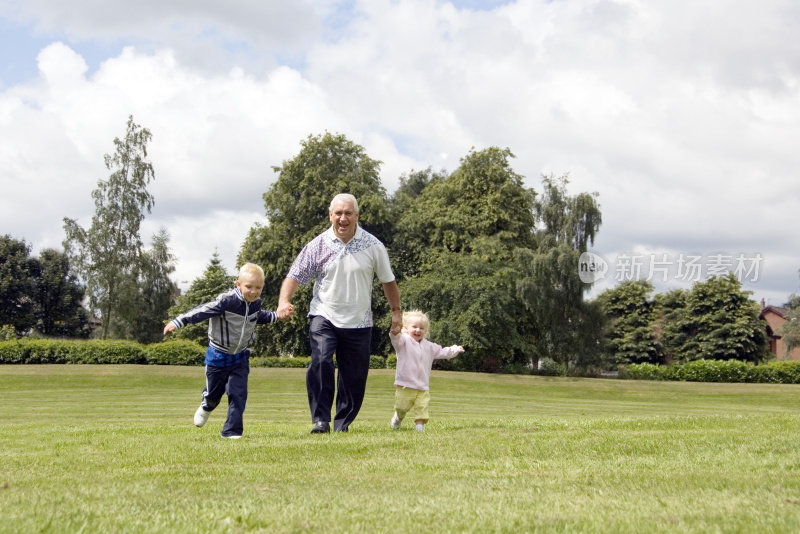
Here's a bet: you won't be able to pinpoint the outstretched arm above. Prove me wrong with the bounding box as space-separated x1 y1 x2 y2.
278 277 299 320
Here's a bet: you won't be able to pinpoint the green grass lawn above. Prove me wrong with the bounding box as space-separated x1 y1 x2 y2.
2 365 800 533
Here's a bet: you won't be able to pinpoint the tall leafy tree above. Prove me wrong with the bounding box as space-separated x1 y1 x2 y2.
389 149 543 371
34 248 90 338
130 229 178 344
396 237 534 372
167 251 234 347
653 288 688 363
0 235 38 334
63 115 155 339
392 147 537 278
515 174 603 369
659 274 767 363
387 167 445 278
595 280 662 365
238 132 391 356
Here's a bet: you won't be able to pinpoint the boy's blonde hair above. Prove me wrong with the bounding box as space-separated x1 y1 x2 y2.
238 263 265 281
402 309 430 338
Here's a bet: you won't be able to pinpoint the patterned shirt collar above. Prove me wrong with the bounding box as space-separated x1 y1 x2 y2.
325 224 363 245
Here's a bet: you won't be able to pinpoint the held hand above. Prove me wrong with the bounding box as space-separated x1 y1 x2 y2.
457 346 465 353
163 322 176 336
390 309 402 335
277 301 295 321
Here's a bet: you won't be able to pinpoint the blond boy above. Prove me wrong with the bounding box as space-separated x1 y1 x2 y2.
163 263 280 439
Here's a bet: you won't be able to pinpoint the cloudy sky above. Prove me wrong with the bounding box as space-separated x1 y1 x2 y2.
1 0 798 306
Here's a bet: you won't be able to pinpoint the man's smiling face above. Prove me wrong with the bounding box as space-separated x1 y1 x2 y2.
329 197 358 243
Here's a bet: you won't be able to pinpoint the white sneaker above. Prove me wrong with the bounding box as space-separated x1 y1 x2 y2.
194 406 210 427
415 423 425 432
390 414 401 430
223 434 241 440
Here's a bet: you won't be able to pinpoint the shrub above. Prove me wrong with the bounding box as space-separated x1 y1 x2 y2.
621 359 800 384
251 356 310 368
674 359 754 383
620 362 669 381
370 355 386 369
0 325 17 341
75 340 148 364
145 340 205 366
386 353 397 369
24 339 74 363
752 360 800 384
0 340 29 363
534 358 564 376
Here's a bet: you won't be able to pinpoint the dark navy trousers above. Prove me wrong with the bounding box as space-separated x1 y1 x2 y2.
201 359 249 437
307 315 372 431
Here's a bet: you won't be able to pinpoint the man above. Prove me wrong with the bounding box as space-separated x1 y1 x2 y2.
278 193 401 433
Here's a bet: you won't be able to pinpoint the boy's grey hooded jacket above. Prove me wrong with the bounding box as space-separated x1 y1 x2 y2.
170 287 277 356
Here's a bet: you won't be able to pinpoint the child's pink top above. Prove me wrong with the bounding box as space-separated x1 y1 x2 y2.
390 332 461 391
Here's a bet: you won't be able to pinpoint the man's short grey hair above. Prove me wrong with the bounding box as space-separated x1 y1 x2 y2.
329 193 359 214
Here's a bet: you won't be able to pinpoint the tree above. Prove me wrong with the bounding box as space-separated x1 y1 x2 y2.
780 311 800 356
0 235 38 334
34 249 90 338
391 147 537 279
63 115 155 339
595 280 662 365
660 274 768 363
130 229 178 344
778 272 800 354
396 237 533 372
387 167 445 278
515 174 603 369
167 251 234 347
386 149 544 371
238 132 392 356
653 288 688 363
535 174 601 252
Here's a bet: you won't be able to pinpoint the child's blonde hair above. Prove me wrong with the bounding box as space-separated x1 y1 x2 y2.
238 263 265 280
402 309 430 338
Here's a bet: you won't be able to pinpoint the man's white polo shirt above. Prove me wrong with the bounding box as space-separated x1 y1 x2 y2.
288 225 395 328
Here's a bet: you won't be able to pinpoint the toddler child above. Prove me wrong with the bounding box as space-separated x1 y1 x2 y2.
163 263 280 439
390 310 464 431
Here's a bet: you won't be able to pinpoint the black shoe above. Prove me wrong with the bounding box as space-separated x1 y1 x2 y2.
311 421 330 434
335 426 348 433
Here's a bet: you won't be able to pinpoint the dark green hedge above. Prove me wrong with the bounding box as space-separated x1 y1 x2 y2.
251 356 310 368
0 339 390 369
621 359 800 384
250 355 388 369
0 339 204 365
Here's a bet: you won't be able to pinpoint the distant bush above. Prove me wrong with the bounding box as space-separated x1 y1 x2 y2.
751 360 800 384
73 340 148 364
145 340 205 366
251 355 386 369
674 359 754 383
0 325 17 341
251 356 310 368
620 362 671 381
386 353 397 369
0 340 399 369
622 359 800 384
534 358 564 377
0 338 201 365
